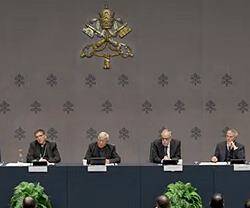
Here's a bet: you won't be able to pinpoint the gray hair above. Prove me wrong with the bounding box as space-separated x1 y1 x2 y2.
98 131 109 141
161 129 172 137
227 129 239 138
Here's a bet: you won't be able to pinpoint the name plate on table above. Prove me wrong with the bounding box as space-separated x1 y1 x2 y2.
163 165 183 172
233 164 250 171
28 166 48 173
87 165 107 172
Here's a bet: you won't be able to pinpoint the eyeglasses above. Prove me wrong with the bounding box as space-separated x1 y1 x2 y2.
35 134 44 138
162 137 171 141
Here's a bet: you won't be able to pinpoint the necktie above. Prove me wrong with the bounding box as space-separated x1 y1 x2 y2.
164 146 168 156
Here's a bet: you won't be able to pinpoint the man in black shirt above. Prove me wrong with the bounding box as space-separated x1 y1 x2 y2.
26 129 61 163
85 131 121 164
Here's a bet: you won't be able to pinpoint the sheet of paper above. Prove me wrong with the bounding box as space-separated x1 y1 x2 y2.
199 162 228 166
5 162 31 167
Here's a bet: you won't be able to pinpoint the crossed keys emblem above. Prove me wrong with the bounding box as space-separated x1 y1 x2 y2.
80 6 134 69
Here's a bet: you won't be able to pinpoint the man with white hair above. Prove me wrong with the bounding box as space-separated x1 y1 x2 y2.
211 128 245 162
150 128 181 164
84 131 121 164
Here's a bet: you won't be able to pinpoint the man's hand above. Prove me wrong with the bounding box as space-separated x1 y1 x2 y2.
105 159 110 164
211 156 218 163
229 141 238 150
161 156 170 163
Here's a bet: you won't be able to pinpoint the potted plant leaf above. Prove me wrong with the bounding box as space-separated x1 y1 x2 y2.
164 181 202 208
10 181 53 208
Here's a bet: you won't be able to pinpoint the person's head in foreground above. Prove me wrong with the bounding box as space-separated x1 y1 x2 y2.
23 196 36 208
210 193 224 208
155 195 171 208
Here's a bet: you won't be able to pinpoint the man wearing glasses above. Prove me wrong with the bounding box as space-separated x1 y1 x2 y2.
149 128 181 164
26 129 61 163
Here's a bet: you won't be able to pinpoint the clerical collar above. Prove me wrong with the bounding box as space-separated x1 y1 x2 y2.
37 141 46 147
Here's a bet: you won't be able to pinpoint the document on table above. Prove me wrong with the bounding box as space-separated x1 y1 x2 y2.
199 162 228 166
5 162 31 167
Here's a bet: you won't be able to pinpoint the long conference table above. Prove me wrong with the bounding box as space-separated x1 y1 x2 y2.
1 163 250 208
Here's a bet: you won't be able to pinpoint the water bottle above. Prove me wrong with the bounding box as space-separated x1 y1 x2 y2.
18 148 24 163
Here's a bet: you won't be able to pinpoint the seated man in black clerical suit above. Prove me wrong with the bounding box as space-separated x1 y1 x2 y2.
26 129 61 163
150 128 181 164
84 131 121 164
211 128 245 162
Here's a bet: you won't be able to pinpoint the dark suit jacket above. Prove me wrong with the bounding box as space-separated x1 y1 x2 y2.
149 139 181 163
26 140 61 163
84 142 121 163
214 141 245 162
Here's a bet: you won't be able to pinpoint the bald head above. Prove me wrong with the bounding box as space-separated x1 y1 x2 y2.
156 195 171 208
210 193 224 208
23 197 36 208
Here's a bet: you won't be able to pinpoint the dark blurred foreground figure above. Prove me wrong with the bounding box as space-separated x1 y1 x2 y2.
23 197 36 208
245 199 250 208
210 193 224 208
155 195 171 208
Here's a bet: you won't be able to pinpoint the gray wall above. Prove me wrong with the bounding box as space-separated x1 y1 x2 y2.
0 0 250 163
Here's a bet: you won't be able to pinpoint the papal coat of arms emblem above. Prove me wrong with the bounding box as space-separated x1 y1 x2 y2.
80 6 133 69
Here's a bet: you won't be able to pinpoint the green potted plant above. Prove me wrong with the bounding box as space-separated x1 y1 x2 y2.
10 181 53 208
164 181 202 208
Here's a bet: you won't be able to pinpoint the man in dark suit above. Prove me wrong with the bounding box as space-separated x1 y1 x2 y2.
150 128 181 164
84 131 121 164
211 128 245 162
26 129 61 163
